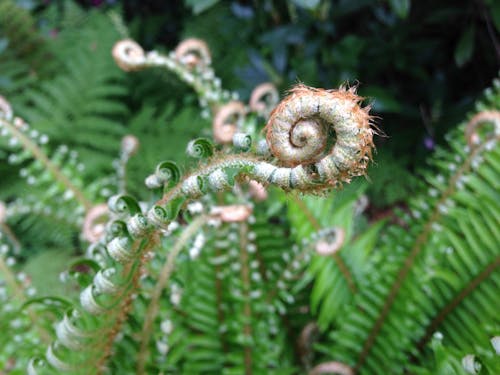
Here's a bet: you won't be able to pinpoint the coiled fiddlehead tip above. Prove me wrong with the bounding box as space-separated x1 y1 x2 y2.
315 227 345 256
112 39 145 72
249 82 279 117
308 362 354 375
174 38 211 69
82 204 109 243
121 135 140 156
213 101 246 144
265 84 374 187
465 110 500 148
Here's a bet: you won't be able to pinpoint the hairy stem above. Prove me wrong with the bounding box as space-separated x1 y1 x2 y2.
136 215 208 375
95 235 159 374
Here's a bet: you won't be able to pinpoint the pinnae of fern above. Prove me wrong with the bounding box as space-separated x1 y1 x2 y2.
174 38 211 69
465 110 500 148
249 82 279 117
213 101 246 144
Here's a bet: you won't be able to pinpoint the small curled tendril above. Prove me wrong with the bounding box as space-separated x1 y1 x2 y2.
265 84 374 186
249 82 279 117
308 362 354 375
174 38 211 69
121 135 139 156
209 205 252 222
315 227 345 256
82 204 109 243
111 39 145 72
213 101 246 144
465 110 500 148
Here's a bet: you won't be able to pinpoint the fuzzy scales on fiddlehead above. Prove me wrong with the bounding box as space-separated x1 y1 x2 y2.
30 37 375 374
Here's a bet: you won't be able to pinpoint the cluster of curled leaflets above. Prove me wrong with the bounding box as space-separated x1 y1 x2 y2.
27 38 376 374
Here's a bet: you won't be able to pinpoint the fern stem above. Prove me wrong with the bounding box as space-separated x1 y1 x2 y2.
0 118 92 211
354 135 499 370
413 255 500 358
239 222 253 375
290 194 357 293
136 215 208 375
95 235 159 375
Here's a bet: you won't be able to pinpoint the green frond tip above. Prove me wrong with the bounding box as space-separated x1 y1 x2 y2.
186 138 214 158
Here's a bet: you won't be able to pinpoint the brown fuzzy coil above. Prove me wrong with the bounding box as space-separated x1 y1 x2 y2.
213 101 246 144
315 228 345 256
265 84 374 185
174 38 211 69
82 204 109 243
249 82 279 117
465 110 500 148
112 39 145 72
308 362 354 375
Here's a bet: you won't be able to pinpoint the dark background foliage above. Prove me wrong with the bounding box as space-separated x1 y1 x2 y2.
3 0 499 209
72 0 499 205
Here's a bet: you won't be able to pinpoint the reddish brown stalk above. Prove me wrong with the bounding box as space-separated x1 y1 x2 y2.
414 256 500 357
355 135 499 370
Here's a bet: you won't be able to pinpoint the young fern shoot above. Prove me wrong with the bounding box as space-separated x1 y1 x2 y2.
28 38 375 374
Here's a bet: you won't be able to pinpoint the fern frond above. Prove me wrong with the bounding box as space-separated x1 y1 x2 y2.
323 79 500 374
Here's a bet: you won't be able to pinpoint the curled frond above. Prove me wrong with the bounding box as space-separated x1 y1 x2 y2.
82 204 109 243
210 205 253 222
121 134 139 156
249 82 279 117
309 362 354 375
465 110 500 148
174 38 211 69
213 101 246 144
315 227 345 256
265 84 374 187
112 39 146 72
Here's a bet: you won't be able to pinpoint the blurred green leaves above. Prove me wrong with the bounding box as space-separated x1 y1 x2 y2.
454 25 475 67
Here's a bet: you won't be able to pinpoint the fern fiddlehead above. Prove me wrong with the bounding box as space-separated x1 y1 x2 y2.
30 75 375 373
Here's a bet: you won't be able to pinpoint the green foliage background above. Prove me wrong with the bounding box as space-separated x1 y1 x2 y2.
0 0 499 374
